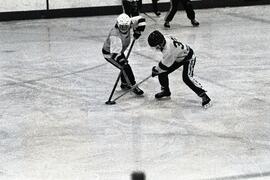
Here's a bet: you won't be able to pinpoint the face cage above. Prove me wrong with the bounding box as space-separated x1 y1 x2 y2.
153 39 165 51
119 24 130 33
155 45 162 50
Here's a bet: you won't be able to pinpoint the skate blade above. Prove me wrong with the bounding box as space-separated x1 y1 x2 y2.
203 102 212 109
155 96 171 101
134 94 145 98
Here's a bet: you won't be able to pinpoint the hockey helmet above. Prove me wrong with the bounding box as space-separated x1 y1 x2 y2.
117 13 131 33
148 30 165 48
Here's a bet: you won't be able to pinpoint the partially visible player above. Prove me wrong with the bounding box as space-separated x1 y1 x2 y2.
102 13 146 95
147 30 211 108
164 0 199 28
151 0 161 16
122 0 160 17
122 0 141 17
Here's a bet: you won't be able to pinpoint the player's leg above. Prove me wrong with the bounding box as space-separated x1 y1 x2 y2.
182 57 204 95
122 0 132 17
103 48 144 95
121 64 135 88
121 64 144 95
116 54 144 95
180 0 199 26
164 0 179 28
182 56 211 107
152 0 161 16
130 1 140 17
137 0 142 13
155 62 182 99
156 73 171 99
103 52 130 86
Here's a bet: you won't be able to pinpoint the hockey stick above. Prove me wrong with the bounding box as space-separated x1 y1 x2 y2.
126 39 136 59
105 71 122 105
105 39 136 105
112 74 152 103
143 12 157 23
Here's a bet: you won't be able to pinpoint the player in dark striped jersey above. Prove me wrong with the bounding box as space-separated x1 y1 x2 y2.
102 13 146 96
148 30 211 108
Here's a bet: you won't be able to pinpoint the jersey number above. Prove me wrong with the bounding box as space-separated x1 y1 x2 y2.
171 37 184 49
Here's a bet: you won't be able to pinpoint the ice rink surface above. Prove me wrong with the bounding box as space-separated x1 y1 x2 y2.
0 5 270 180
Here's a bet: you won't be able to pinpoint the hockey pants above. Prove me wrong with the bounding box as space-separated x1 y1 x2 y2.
158 56 206 97
103 55 136 86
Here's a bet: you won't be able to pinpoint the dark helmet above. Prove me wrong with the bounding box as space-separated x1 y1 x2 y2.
148 30 165 47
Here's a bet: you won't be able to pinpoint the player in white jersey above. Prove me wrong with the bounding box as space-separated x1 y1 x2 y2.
147 30 211 108
102 13 146 95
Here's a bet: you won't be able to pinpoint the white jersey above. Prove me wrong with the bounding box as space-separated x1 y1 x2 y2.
156 36 192 73
102 16 145 55
103 27 131 54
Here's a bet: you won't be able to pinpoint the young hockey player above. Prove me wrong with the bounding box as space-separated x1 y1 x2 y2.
147 30 211 108
102 13 146 96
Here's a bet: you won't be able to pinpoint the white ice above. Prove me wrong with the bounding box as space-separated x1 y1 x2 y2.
0 5 270 180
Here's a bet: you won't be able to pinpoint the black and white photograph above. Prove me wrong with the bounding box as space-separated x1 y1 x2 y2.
0 0 270 180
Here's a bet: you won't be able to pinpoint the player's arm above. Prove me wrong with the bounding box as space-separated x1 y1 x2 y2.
131 16 146 39
152 48 175 77
152 62 168 77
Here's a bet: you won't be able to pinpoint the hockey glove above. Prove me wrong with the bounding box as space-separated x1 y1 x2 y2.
112 53 128 66
152 66 159 77
119 58 128 66
133 31 141 39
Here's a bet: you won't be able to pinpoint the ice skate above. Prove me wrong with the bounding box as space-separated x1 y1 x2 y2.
120 83 131 90
155 89 171 99
191 19 200 27
133 86 144 96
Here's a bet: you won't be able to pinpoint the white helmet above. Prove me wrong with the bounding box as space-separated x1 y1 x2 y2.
117 13 131 33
